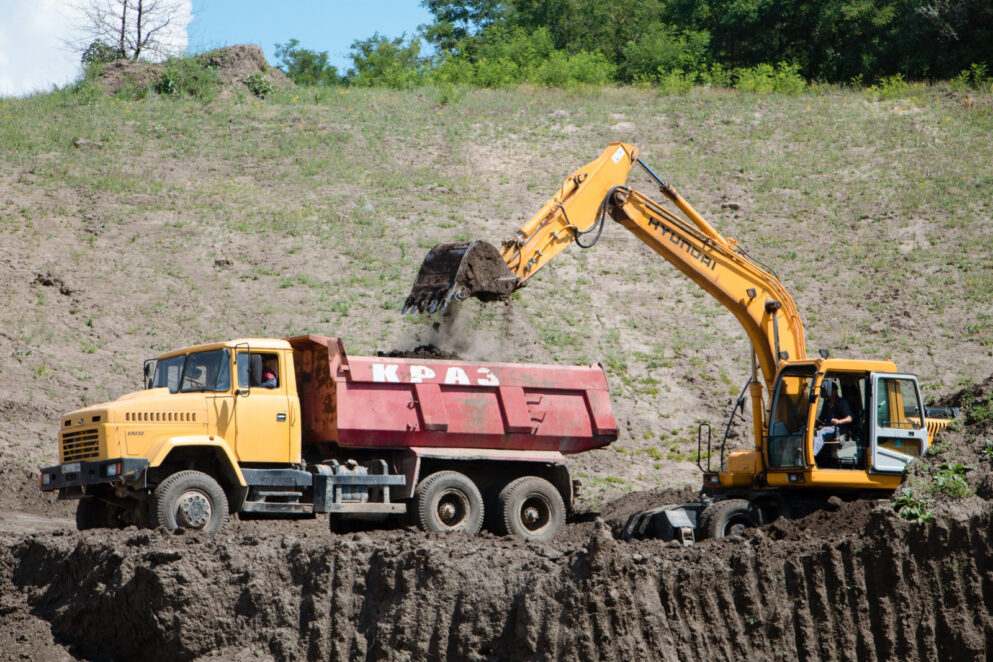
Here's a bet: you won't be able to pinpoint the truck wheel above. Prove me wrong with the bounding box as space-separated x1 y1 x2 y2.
498 476 565 542
153 470 228 533
698 499 758 540
414 470 484 535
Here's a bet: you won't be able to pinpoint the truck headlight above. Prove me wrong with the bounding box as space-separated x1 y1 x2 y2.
40 472 51 486
787 472 805 483
104 462 122 477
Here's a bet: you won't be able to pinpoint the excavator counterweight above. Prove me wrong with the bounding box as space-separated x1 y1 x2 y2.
402 240 518 314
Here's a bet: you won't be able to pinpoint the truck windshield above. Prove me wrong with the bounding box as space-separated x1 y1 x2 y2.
149 349 232 394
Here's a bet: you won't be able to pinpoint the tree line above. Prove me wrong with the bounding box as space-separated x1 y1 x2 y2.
75 0 992 90
276 0 992 88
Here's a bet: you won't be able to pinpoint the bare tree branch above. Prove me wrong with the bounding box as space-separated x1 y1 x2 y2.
69 0 188 62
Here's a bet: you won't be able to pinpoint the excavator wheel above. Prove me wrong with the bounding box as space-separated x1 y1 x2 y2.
403 240 519 314
697 499 759 540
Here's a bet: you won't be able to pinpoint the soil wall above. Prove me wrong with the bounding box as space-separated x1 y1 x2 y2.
2 500 990 661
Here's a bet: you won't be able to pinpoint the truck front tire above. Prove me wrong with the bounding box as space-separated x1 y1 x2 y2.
498 476 565 542
414 470 484 535
153 470 229 533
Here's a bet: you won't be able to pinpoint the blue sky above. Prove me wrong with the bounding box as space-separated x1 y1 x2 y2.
1 0 433 96
188 0 434 74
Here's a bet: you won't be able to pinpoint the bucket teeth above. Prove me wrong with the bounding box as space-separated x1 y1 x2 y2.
403 240 519 314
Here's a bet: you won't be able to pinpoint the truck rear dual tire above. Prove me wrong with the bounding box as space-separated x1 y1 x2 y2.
497 476 565 542
153 470 229 533
697 498 759 539
414 470 484 535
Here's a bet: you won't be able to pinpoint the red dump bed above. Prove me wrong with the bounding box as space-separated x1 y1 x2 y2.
287 335 618 453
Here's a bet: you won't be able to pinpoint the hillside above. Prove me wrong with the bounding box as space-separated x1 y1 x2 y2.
3 67 993 660
1 82 992 502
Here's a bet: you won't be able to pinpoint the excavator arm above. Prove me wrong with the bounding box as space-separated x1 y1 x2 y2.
403 143 808 435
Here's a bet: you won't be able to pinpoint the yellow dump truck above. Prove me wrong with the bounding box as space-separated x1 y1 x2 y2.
40 335 618 540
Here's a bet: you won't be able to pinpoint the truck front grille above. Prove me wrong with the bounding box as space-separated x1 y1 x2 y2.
61 428 100 462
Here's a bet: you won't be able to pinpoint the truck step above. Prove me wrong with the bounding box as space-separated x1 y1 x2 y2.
327 503 407 514
253 490 304 499
241 501 310 514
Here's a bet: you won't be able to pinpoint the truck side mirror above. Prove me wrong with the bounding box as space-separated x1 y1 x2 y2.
143 359 155 390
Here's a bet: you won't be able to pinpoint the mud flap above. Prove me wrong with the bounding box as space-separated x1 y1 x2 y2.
403 240 519 314
621 503 703 545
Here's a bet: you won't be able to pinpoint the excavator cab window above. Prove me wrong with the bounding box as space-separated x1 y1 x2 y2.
814 373 868 470
767 368 815 468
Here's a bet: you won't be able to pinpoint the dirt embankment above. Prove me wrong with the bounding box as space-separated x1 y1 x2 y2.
2 489 992 661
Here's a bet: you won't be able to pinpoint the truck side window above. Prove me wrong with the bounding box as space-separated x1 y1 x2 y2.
237 352 279 388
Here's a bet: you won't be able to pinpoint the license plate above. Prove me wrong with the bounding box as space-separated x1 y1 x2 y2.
63 462 81 473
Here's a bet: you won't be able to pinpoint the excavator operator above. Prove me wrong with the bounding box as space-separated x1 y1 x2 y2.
814 380 853 455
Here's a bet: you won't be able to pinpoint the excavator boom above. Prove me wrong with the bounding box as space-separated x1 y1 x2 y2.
404 143 805 394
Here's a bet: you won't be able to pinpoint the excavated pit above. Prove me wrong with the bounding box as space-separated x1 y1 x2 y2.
2 501 992 661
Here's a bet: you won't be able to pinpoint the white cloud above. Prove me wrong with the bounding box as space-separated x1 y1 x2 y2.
0 0 192 98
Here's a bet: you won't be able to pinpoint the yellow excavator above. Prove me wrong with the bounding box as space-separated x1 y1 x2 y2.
403 143 954 544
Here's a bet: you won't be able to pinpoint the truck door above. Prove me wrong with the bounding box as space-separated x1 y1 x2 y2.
234 351 291 463
869 372 928 473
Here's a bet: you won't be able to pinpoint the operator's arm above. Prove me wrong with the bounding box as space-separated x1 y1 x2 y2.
828 399 853 426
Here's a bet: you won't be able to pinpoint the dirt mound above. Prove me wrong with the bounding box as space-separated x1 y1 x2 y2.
97 44 291 97
198 44 291 91
896 374 993 516
2 499 991 661
377 344 461 360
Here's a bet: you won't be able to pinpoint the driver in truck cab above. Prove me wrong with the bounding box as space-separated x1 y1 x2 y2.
260 364 278 388
814 379 853 456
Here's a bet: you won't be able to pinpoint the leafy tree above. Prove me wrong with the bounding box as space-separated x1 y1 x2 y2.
275 39 339 86
619 24 710 82
421 0 508 53
347 33 425 88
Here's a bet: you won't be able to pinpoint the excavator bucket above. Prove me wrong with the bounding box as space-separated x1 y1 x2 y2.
402 240 519 314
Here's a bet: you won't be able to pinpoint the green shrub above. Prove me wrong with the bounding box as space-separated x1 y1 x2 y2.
619 24 709 83
933 462 973 499
81 40 120 65
156 56 220 100
535 50 614 87
893 489 933 523
952 63 992 92
735 62 806 94
875 73 911 99
244 72 275 99
657 69 696 95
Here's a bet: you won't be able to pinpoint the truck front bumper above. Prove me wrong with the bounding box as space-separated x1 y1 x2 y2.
39 458 149 495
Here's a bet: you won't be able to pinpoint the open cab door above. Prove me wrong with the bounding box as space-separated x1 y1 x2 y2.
870 372 928 473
